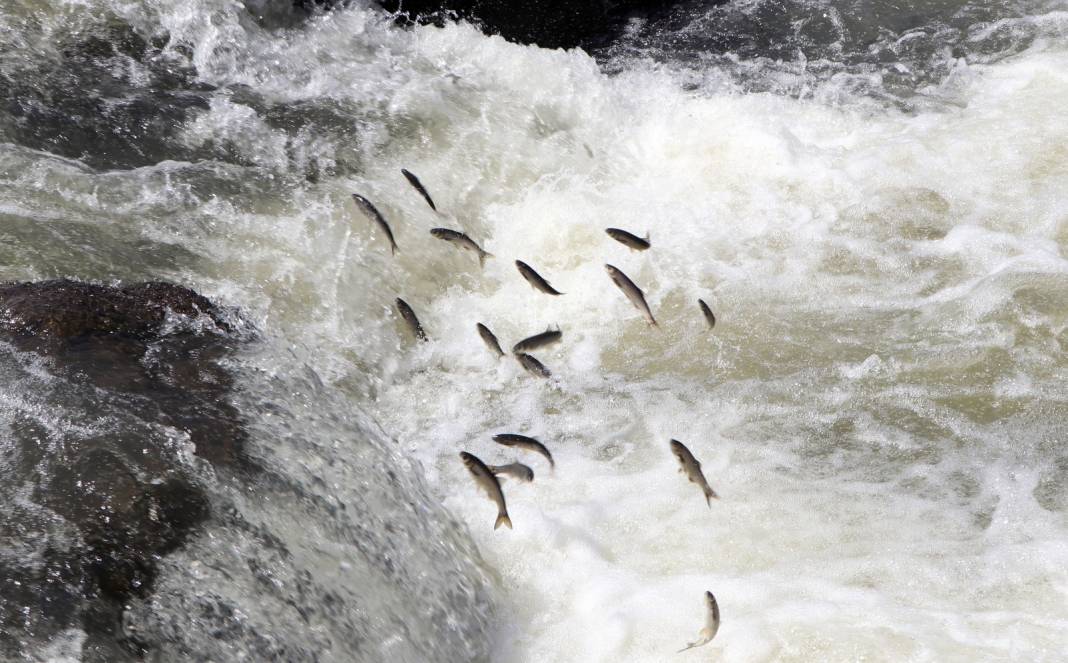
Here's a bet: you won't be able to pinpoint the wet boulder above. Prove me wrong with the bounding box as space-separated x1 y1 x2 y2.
0 280 245 661
0 280 230 341
0 279 244 465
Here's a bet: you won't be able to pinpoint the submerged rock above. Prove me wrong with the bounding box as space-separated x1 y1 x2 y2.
0 280 244 661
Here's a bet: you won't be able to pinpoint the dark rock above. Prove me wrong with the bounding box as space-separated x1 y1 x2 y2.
306 0 689 50
0 279 230 341
0 279 245 465
0 280 246 661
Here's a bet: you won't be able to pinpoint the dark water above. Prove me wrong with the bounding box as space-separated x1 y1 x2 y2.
601 0 1062 107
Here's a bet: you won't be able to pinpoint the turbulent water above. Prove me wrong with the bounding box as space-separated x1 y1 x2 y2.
2 0 1068 660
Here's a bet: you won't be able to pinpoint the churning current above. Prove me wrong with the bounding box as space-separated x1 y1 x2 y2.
1 0 1068 661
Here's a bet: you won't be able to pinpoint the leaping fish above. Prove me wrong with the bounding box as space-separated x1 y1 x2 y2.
698 299 716 329
460 451 512 530
488 462 535 483
395 298 427 342
677 591 720 653
605 264 658 326
670 439 718 506
605 228 650 251
351 193 398 254
477 323 505 358
492 433 554 469
516 260 564 296
512 327 562 353
401 168 437 211
430 228 493 267
515 352 551 379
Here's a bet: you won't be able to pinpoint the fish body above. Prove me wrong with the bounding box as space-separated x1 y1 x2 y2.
605 228 650 251
670 439 717 505
677 591 720 653
605 264 657 326
516 260 564 295
488 462 535 483
477 323 505 357
351 193 398 254
460 452 512 530
430 228 493 266
512 328 562 353
492 433 554 468
401 168 437 211
395 298 427 342
698 299 716 329
515 352 551 379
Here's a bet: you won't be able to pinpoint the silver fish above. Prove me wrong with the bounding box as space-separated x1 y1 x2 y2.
430 228 493 267
516 260 564 296
605 264 657 326
460 451 512 530
395 298 427 342
492 433 554 468
351 193 398 254
512 327 562 353
698 299 716 329
488 462 535 483
605 228 650 251
670 439 717 506
515 352 551 379
477 323 505 358
401 168 437 211
677 591 720 653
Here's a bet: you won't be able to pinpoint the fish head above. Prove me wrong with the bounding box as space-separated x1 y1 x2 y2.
669 439 687 460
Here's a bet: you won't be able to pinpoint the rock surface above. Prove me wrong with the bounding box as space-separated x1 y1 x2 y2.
0 280 244 661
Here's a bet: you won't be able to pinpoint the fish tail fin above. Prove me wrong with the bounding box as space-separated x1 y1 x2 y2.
645 231 650 242
651 317 660 328
677 643 696 654
391 243 397 255
705 487 719 506
495 513 513 530
479 250 493 267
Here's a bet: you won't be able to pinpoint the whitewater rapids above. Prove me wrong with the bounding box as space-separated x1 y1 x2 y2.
2 0 1068 660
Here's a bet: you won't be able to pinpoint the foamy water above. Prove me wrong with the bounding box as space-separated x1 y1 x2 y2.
2 0 1068 660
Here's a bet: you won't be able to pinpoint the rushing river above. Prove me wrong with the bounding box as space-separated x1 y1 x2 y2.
2 0 1068 661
